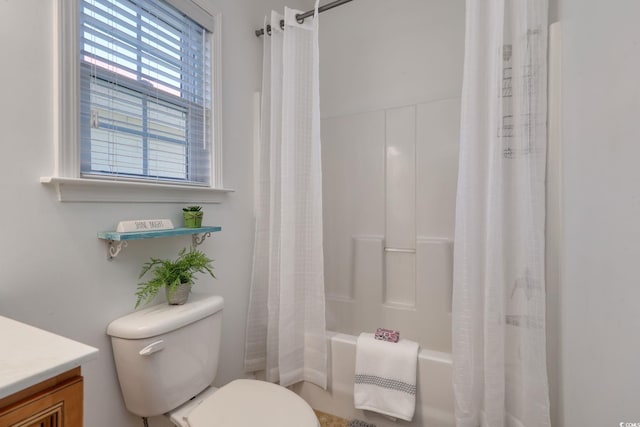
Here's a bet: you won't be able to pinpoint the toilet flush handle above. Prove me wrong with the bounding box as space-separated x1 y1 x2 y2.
139 340 165 356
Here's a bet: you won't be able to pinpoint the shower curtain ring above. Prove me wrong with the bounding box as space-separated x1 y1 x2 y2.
296 14 305 24
266 24 272 35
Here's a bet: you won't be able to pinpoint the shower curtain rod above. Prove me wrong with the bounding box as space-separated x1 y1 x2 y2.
254 0 354 37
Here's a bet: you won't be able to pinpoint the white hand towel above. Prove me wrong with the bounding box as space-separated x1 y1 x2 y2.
354 332 420 421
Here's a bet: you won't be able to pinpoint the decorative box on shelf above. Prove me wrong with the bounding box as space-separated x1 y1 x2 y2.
116 219 174 233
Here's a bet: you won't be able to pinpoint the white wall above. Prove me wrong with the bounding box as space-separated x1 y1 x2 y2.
554 1 640 426
0 1 304 426
319 0 465 352
319 0 465 118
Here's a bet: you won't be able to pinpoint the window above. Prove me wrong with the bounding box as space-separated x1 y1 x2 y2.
79 0 213 186
44 0 227 202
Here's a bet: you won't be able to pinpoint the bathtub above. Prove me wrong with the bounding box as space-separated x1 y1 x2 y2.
292 332 455 427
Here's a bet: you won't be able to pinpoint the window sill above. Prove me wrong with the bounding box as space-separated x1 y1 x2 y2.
40 177 234 203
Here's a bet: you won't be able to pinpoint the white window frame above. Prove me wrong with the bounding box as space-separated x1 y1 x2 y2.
42 0 231 203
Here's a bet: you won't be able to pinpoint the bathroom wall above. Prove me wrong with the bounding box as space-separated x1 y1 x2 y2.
319 0 465 352
550 1 640 426
0 0 306 426
10 1 639 425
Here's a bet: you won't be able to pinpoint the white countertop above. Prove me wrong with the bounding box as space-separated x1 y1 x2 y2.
0 316 99 399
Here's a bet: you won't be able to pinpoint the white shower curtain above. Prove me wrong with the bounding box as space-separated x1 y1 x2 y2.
244 1 327 389
452 1 550 427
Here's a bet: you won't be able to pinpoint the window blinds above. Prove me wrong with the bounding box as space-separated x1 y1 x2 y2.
79 0 212 185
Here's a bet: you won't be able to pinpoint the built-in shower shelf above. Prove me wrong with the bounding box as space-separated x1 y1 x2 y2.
97 226 222 260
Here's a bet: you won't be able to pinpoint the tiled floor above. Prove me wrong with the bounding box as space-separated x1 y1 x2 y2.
314 410 350 427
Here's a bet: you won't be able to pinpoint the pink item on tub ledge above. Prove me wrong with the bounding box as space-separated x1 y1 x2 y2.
374 328 400 343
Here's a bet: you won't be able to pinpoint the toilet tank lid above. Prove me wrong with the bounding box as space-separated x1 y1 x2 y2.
107 294 224 339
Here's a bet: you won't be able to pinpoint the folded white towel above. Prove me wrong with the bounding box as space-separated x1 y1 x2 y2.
354 332 420 421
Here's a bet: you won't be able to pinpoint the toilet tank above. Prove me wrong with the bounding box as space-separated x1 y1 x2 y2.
107 294 224 417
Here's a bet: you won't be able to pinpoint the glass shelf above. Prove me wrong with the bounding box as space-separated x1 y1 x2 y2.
97 226 222 259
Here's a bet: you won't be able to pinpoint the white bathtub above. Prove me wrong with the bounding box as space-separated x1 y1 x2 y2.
292 332 455 427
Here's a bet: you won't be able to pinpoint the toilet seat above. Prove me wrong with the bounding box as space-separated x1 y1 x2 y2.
182 379 319 427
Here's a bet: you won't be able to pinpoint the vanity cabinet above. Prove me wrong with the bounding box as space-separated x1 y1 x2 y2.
0 368 83 427
0 316 97 427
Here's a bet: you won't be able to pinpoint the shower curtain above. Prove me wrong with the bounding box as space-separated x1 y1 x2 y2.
452 1 550 426
244 1 327 389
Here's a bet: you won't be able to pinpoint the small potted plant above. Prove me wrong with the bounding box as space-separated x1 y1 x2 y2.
182 206 203 228
135 247 215 307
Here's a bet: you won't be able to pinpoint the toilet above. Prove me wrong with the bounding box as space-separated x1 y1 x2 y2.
107 294 319 427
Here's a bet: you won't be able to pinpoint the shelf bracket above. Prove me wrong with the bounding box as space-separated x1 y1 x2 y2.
192 232 212 247
107 240 128 260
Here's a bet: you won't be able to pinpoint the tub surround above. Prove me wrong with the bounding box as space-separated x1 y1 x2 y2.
0 315 98 399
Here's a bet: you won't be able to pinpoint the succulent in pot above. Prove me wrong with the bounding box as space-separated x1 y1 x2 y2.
182 205 203 228
135 247 215 307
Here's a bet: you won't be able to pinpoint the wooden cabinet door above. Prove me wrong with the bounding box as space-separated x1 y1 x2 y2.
0 376 83 427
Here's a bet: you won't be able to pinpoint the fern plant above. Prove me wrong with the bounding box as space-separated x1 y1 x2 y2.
182 205 202 212
135 247 215 308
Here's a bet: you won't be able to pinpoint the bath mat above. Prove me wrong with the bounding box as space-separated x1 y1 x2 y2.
349 420 376 427
314 409 349 426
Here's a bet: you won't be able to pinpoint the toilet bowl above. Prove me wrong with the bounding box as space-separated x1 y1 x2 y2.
107 294 319 427
169 379 319 427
